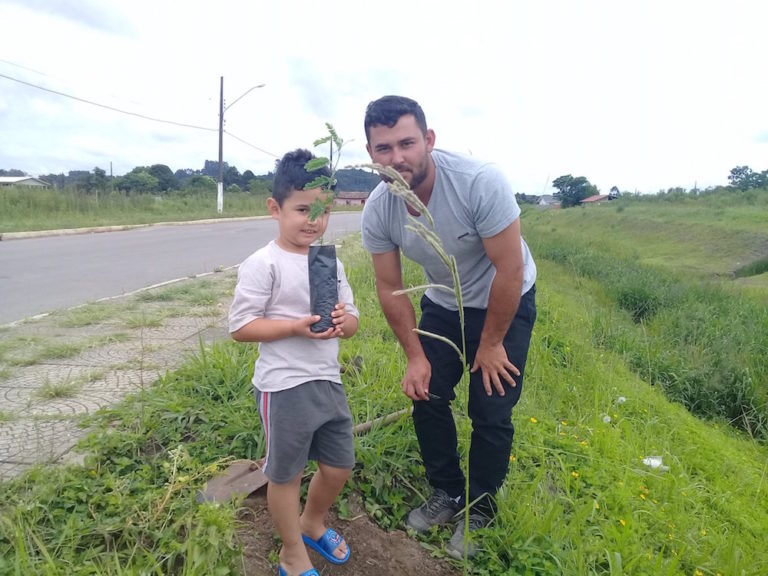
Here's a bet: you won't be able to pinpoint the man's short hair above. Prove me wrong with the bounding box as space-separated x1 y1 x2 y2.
364 95 428 142
272 148 332 205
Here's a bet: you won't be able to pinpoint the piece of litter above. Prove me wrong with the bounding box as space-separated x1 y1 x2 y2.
641 456 669 472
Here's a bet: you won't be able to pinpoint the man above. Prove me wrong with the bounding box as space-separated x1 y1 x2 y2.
360 95 537 559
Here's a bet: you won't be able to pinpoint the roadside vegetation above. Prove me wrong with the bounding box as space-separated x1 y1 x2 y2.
1 189 767 574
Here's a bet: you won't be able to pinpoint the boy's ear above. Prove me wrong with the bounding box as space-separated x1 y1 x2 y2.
267 197 280 218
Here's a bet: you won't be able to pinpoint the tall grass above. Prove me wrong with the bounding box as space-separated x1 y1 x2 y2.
527 231 768 440
0 187 271 232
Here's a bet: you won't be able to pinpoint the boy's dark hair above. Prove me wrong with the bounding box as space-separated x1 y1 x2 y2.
364 95 428 142
271 148 332 206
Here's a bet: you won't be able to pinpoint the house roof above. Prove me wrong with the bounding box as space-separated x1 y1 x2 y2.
581 194 610 203
0 176 50 186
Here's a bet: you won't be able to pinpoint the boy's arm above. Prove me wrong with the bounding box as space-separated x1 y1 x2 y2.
231 315 323 343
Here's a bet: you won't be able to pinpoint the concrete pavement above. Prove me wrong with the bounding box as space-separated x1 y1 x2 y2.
0 266 236 480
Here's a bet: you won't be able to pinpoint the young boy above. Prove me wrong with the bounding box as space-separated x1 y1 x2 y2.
229 149 359 576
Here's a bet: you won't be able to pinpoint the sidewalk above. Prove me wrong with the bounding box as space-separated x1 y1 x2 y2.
0 267 237 480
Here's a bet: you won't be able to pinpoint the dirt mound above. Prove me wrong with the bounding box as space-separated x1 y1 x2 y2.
238 492 461 576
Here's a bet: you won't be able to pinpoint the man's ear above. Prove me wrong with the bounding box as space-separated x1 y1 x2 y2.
365 142 373 159
425 128 436 153
267 197 280 218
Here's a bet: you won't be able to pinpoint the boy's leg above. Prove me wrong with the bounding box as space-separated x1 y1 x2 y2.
267 472 314 575
300 463 353 560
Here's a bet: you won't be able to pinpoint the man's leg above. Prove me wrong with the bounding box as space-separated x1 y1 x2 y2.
466 286 537 514
412 296 466 498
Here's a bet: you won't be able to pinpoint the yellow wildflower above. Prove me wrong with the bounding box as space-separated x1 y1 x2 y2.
619 519 626 527
571 470 580 478
530 417 538 423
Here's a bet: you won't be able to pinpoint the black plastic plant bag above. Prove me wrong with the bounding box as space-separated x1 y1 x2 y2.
308 244 337 333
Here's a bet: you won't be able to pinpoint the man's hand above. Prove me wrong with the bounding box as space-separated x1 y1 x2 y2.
402 354 432 401
471 341 520 396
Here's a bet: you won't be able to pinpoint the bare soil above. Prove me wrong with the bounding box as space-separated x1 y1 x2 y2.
238 491 461 576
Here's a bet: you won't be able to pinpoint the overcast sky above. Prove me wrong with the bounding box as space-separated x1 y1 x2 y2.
1 0 767 194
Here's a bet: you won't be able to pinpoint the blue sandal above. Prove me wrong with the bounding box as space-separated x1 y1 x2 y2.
302 527 350 565
278 565 319 576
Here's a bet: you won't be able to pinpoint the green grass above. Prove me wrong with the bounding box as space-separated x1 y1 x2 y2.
2 193 767 574
0 187 272 233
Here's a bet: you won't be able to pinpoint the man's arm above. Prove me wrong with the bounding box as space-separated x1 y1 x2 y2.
471 218 525 396
371 250 431 401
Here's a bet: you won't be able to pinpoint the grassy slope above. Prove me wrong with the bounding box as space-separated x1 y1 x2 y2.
2 193 768 574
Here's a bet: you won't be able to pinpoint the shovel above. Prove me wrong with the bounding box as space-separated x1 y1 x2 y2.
196 458 268 503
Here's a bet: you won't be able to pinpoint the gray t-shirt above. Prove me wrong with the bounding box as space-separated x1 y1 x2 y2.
361 149 536 310
229 240 359 392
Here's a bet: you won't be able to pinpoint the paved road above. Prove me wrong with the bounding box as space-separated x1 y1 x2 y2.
0 213 362 325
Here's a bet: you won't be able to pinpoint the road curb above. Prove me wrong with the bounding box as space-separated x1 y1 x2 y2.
0 216 269 241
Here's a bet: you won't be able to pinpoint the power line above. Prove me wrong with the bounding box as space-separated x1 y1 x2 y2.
0 72 217 132
224 130 279 158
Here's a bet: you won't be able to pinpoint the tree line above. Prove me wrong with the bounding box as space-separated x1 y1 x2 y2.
512 164 768 208
0 161 381 196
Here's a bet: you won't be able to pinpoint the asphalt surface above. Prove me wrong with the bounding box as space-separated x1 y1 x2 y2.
0 213 362 325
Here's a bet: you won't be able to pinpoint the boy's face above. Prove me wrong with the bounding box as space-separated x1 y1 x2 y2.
267 186 331 254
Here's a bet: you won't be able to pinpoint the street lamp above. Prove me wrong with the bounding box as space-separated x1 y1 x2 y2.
217 77 266 213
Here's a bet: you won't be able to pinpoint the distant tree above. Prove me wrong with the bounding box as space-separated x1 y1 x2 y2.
0 168 27 177
201 159 230 180
552 174 598 208
147 164 179 192
174 168 199 184
185 175 217 194
224 165 241 188
335 168 381 192
86 167 108 194
728 166 756 191
515 193 539 204
116 170 159 194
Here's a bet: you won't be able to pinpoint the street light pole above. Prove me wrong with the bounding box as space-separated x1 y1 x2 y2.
216 78 266 214
217 76 224 213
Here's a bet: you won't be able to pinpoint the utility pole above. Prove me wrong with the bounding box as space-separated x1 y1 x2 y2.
217 76 224 214
216 78 265 214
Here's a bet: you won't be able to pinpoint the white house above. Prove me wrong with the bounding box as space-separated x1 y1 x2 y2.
0 177 51 188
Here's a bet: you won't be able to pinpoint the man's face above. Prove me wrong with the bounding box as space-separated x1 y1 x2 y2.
366 114 435 191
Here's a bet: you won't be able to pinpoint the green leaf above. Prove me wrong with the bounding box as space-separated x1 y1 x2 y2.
304 176 329 191
313 135 332 147
305 157 329 172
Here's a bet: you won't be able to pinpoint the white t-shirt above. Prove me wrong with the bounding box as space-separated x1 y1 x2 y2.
229 240 359 392
361 149 536 310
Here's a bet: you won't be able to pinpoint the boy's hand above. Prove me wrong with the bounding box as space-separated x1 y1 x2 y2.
292 314 343 339
330 302 350 337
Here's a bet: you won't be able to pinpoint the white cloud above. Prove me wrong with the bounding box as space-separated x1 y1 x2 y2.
1 0 767 193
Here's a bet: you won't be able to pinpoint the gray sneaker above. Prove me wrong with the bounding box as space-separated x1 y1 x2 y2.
406 489 461 532
445 513 489 559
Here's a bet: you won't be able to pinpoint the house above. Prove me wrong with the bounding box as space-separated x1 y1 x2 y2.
0 176 51 188
334 191 368 206
537 194 561 208
580 194 611 205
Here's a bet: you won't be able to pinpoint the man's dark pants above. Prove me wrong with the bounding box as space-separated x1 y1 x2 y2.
412 286 536 515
